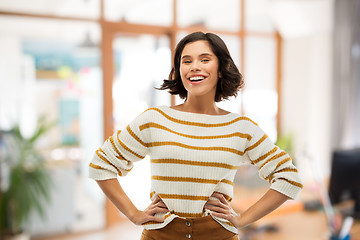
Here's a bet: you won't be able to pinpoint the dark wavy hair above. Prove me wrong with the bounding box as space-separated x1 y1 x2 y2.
158 32 244 102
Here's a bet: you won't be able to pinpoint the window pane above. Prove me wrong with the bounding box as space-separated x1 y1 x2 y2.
105 0 173 26
112 34 171 209
0 16 104 234
245 37 276 90
177 0 241 32
244 36 277 140
245 0 275 32
0 0 100 19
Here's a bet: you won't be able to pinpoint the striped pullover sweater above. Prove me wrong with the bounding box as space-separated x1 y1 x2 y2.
89 105 303 234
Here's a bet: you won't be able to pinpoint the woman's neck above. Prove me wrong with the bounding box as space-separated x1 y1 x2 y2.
173 96 228 116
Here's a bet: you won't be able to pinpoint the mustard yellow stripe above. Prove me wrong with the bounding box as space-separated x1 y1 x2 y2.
89 162 102 169
225 221 235 227
266 168 298 182
99 148 105 154
245 134 267 152
142 212 173 226
109 136 121 156
96 149 115 168
252 146 278 165
148 141 244 156
152 176 218 184
97 148 132 172
151 158 238 170
222 193 233 202
159 193 209 201
173 211 203 218
275 157 292 170
258 151 287 170
150 190 232 202
116 130 145 159
126 125 147 148
146 107 258 127
140 122 252 141
275 177 303 189
96 149 122 176
109 136 129 161
152 176 233 186
220 179 233 185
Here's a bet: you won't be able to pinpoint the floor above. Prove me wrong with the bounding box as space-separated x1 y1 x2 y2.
32 211 331 240
33 210 360 240
31 180 360 240
34 220 143 240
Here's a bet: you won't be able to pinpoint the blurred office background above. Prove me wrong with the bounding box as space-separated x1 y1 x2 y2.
0 0 359 239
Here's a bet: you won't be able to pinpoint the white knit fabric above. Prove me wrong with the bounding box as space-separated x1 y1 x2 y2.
89 105 303 234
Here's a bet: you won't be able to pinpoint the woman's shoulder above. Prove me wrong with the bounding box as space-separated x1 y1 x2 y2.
141 105 168 116
134 105 169 121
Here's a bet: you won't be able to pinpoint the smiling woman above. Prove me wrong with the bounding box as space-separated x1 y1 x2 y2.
89 31 303 240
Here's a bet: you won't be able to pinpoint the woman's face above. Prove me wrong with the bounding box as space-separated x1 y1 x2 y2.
179 40 220 101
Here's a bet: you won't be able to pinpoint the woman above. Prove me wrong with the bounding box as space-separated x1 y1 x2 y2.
89 32 303 240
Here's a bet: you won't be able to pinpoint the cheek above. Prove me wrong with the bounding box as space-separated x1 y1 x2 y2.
179 66 188 79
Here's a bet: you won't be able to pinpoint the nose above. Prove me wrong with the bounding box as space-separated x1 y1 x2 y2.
190 61 201 71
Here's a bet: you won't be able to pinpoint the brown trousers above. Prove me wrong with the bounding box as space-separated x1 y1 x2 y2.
140 216 239 240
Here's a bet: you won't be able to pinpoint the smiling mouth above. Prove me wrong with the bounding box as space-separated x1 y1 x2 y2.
189 76 205 82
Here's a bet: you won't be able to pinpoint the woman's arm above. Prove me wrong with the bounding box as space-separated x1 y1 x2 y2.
204 189 290 229
96 179 169 225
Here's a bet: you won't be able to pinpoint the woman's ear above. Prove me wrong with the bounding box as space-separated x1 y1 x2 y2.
218 72 222 78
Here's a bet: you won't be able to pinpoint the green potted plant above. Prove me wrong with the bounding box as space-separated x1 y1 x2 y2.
0 117 53 240
276 132 295 163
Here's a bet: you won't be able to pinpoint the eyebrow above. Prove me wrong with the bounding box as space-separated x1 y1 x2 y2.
181 53 213 59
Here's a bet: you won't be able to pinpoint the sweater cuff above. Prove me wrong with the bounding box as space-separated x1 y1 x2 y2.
88 167 118 181
270 179 302 200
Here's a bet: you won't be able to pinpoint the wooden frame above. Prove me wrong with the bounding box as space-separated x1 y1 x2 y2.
0 0 283 228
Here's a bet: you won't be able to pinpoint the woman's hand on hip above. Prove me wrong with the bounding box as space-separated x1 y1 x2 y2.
131 195 169 225
204 192 241 228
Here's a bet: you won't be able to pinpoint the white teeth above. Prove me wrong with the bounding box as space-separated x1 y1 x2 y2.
190 76 205 81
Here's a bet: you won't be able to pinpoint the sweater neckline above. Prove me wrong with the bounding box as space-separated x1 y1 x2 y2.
159 105 235 119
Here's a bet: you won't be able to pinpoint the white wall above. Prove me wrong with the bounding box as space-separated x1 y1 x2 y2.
281 34 333 181
275 0 334 181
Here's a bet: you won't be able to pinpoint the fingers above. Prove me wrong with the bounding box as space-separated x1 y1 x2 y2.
156 201 168 209
149 199 168 211
143 214 166 224
204 204 227 214
204 199 231 214
210 192 228 204
149 217 165 223
147 205 169 215
152 195 168 208
209 211 231 221
132 196 169 225
143 196 169 221
204 201 237 223
206 199 226 207
204 192 240 228
152 195 163 204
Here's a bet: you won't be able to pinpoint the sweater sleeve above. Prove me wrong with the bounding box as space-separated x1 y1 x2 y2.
244 123 303 199
88 113 149 180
